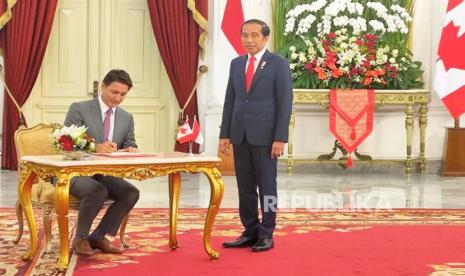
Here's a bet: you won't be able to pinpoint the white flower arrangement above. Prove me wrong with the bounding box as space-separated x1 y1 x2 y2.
280 0 423 90
52 125 96 153
285 0 412 36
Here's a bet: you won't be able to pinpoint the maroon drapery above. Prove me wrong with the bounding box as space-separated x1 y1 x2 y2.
147 0 207 153
0 0 58 169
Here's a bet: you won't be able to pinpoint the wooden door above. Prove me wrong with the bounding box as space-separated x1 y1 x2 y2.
23 0 177 152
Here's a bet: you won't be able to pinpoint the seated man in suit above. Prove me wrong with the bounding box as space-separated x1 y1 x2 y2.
64 69 140 256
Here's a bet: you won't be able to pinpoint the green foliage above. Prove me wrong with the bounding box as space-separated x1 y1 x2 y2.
273 0 309 51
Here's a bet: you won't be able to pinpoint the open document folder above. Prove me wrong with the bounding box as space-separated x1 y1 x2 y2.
91 152 158 158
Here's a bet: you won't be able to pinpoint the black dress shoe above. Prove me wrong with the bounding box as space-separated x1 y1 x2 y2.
223 236 258 248
251 238 274 252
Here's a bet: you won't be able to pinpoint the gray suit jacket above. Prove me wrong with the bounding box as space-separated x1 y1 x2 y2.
64 98 136 149
219 50 293 146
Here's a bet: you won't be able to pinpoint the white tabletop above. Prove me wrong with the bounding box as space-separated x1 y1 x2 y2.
21 152 221 167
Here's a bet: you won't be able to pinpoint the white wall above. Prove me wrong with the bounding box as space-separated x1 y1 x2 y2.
200 0 454 160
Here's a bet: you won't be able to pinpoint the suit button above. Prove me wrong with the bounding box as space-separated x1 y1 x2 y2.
244 114 248 118
245 100 248 103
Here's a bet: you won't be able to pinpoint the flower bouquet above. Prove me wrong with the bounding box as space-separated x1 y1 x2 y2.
277 0 423 89
52 125 95 159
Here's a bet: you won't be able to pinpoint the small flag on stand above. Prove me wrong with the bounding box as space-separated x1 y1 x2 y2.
176 117 193 144
191 116 204 144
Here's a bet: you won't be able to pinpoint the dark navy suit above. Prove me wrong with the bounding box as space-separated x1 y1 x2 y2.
220 49 293 238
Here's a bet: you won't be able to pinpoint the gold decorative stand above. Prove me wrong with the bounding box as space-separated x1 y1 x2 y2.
317 140 372 169
287 89 430 174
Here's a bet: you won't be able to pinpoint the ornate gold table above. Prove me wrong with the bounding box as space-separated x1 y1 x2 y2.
287 89 430 174
17 152 224 271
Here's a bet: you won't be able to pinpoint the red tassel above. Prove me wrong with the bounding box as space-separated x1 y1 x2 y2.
350 128 356 140
346 155 353 168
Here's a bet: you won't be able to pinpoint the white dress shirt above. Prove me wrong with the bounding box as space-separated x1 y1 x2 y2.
245 46 267 73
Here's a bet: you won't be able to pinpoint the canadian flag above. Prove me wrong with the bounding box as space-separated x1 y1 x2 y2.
176 117 193 144
433 0 465 118
191 116 204 144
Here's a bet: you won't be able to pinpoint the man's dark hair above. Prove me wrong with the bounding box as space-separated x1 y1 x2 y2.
102 69 133 90
241 19 270 37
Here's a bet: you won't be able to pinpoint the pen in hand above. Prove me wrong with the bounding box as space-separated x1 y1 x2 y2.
96 141 118 153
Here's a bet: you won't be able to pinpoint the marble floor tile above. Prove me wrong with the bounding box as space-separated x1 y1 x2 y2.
2 170 465 209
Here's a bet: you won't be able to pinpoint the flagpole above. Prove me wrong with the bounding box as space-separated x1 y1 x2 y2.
188 140 193 156
455 117 460 128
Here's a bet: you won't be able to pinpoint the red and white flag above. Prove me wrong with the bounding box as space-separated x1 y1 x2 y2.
176 117 193 144
433 0 465 118
215 0 248 106
191 116 204 144
221 0 246 55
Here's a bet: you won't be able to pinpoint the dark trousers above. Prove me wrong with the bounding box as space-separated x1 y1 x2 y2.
233 137 278 239
70 175 140 239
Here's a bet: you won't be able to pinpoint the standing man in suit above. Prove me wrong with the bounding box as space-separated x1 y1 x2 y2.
64 69 140 256
220 19 293 252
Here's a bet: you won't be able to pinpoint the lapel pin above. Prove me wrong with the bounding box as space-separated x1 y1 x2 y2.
260 61 267 69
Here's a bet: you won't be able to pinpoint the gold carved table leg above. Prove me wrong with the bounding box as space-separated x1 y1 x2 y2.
405 102 414 174
168 168 224 259
202 167 224 260
168 172 181 250
54 173 74 272
287 110 295 175
18 167 38 261
419 103 428 173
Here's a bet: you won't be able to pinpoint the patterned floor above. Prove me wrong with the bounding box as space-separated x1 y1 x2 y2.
3 208 465 275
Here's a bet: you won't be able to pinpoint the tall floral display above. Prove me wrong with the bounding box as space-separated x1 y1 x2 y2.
273 0 425 168
276 0 423 89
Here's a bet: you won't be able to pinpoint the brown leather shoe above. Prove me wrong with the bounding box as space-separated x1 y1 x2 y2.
73 238 95 257
89 237 123 254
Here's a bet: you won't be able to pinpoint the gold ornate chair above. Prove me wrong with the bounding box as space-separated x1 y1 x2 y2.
14 123 130 252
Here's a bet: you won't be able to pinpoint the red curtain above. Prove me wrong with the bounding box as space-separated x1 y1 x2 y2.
0 0 58 169
147 0 207 153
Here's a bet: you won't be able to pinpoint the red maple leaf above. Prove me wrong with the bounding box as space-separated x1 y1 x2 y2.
180 127 187 134
438 22 465 71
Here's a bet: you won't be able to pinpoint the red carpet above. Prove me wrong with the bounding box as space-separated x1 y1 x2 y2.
3 208 465 275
